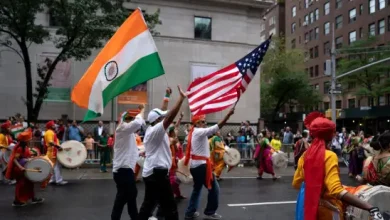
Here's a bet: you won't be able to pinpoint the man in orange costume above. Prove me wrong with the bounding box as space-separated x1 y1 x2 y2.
1 121 15 184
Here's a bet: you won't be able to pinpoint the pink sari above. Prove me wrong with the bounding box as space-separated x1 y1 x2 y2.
255 139 275 176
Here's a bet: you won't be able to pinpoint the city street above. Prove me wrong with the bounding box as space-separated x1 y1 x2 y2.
0 167 356 220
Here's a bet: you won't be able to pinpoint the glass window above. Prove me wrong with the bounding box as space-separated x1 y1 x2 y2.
315 65 319 76
360 4 363 15
292 6 297 17
324 81 331 94
379 19 385 35
336 15 343 29
305 0 310 8
315 9 319 21
336 100 342 109
310 48 314 58
314 46 319 58
310 67 314 77
315 27 319 39
349 31 356 44
349 8 356 23
369 23 375 36
348 99 356 108
336 36 343 49
291 39 296 49
310 12 314 24
310 29 315 40
379 0 385 10
324 102 330 109
194 17 212 40
305 32 309 41
336 0 342 8
305 15 309 24
324 22 330 35
379 96 386 106
324 41 330 54
369 0 375 14
314 84 319 90
292 23 296 33
324 2 330 15
269 16 276 26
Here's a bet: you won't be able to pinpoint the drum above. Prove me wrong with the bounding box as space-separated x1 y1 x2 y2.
272 151 288 169
57 141 87 168
137 156 145 167
24 156 53 182
346 185 390 219
223 147 241 167
1 144 14 164
176 157 193 184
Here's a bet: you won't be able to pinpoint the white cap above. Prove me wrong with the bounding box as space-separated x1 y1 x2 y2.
147 108 168 123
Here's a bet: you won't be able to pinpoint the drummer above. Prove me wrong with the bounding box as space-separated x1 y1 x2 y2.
0 120 16 185
292 112 384 220
5 130 44 207
210 131 227 181
133 131 144 182
184 108 234 220
44 120 68 186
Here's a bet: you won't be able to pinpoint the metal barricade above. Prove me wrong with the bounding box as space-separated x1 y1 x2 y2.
228 143 255 163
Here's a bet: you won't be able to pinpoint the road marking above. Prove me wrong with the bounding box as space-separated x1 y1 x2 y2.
227 201 296 207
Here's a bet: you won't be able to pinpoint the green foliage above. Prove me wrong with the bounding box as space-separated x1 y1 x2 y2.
337 36 390 106
0 0 161 122
261 37 320 118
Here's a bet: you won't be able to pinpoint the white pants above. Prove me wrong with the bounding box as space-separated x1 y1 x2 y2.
50 161 64 183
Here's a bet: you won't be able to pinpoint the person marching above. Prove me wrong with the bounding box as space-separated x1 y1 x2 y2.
110 105 145 220
6 130 44 207
294 130 309 170
254 129 279 180
0 121 16 184
210 131 227 181
44 120 68 186
138 85 187 220
293 112 384 220
184 108 235 220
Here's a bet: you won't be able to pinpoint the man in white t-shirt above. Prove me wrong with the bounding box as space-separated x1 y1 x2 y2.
184 108 234 220
138 85 187 220
111 105 145 220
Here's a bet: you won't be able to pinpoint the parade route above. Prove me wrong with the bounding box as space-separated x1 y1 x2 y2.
0 168 357 220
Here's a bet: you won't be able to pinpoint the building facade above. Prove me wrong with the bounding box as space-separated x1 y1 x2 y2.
259 1 286 41
0 0 272 123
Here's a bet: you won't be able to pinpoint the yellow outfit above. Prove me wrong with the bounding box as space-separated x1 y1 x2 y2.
210 136 225 178
270 139 281 151
44 129 59 163
0 133 9 153
292 150 348 219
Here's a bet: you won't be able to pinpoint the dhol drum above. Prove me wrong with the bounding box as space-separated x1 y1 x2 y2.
24 156 53 183
137 145 145 167
1 143 15 164
57 141 87 168
272 151 288 170
223 147 241 167
176 157 193 184
346 185 390 219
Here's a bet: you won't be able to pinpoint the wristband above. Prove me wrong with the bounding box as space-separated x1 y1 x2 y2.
163 97 170 102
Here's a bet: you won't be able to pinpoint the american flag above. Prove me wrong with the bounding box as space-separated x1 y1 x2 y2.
187 36 272 116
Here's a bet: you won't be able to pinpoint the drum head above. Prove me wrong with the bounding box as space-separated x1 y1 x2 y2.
25 158 52 182
223 148 241 166
58 141 87 168
176 171 193 184
137 156 145 167
2 149 12 163
272 151 288 169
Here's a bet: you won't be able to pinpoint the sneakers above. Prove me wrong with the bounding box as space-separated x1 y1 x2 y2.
204 213 222 220
31 198 45 204
12 201 27 207
185 212 200 219
148 217 158 220
56 181 68 185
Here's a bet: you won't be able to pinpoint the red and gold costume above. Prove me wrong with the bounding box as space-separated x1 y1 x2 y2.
210 135 226 178
0 121 13 152
43 121 59 164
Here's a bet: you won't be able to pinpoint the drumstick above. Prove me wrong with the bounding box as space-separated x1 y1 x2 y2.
176 170 190 177
25 169 42 173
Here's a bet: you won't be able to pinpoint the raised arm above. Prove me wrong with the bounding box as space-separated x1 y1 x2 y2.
161 87 172 111
118 105 146 133
163 86 187 130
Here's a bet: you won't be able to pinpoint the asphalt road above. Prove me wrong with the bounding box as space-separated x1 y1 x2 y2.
0 175 358 220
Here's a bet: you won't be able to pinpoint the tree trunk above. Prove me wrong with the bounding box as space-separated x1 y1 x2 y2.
20 42 34 123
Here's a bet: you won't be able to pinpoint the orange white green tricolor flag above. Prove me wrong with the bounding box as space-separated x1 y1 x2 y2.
71 9 164 121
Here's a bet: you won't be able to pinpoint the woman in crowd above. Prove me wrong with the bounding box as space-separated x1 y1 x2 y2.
347 136 365 178
254 129 278 180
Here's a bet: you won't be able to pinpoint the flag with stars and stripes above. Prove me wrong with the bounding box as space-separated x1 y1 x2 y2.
187 35 272 116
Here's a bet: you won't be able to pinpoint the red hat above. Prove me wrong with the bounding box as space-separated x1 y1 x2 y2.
46 120 55 129
17 130 32 142
191 115 206 124
1 121 11 130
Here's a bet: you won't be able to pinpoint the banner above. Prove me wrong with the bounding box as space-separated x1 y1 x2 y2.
117 82 147 104
38 55 72 102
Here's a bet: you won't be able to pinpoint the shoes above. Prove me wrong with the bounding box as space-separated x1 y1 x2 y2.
204 213 222 219
56 181 68 185
31 198 45 204
12 201 27 207
148 217 158 220
256 176 263 180
185 211 200 219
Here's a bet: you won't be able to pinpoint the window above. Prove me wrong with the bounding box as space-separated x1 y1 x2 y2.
260 24 265 32
305 32 309 41
336 0 342 9
305 0 309 8
310 12 314 24
324 102 330 110
359 27 364 38
314 46 319 58
369 0 375 14
310 29 315 40
360 4 363 15
315 9 319 21
314 84 319 90
49 11 60 27
324 81 331 94
269 16 276 26
315 27 319 39
310 67 314 77
349 8 356 23
379 0 385 10
315 65 319 76
369 23 376 36
379 19 385 35
291 39 296 49
336 100 342 109
349 31 356 44
291 23 296 34
336 15 343 29
310 48 314 58
194 17 212 40
379 96 386 106
292 6 297 17
348 99 356 108
324 2 330 15
304 15 309 24
336 36 343 49
324 41 330 54
324 22 330 35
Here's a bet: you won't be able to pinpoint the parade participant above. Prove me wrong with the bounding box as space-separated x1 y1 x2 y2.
111 105 145 220
184 108 234 220
347 136 365 178
254 129 279 180
168 124 186 199
356 131 390 186
1 121 14 183
6 130 44 207
210 131 226 181
293 112 384 220
294 130 309 170
44 120 68 185
133 131 143 182
138 85 186 220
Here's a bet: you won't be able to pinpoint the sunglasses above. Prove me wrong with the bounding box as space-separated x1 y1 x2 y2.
199 120 206 124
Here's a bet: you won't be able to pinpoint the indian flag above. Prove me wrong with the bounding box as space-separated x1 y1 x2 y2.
71 8 164 121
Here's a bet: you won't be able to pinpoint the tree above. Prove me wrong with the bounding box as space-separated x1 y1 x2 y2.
0 0 161 123
337 36 390 106
261 37 320 120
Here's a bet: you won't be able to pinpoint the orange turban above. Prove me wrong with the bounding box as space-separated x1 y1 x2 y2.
46 120 55 129
191 115 205 124
1 121 11 129
17 130 32 142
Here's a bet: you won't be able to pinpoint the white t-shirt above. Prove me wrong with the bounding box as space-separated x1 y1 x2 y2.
190 124 219 168
112 115 145 173
142 121 172 177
